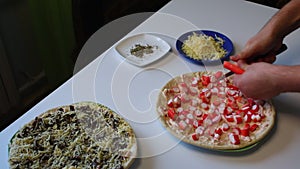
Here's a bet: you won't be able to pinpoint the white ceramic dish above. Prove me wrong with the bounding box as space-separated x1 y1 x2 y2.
115 34 171 66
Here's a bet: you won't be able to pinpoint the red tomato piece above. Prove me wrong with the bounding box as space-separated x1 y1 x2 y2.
192 133 199 141
250 124 259 132
225 115 234 123
197 119 204 126
241 128 250 137
167 109 176 120
202 113 208 120
198 92 210 104
201 75 211 86
215 128 223 135
247 98 255 106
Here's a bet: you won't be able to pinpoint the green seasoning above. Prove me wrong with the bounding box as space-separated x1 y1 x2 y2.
130 44 157 58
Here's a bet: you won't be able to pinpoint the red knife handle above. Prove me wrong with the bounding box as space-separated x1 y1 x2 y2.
223 61 245 74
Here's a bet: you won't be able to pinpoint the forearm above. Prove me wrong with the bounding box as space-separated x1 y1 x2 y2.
275 65 300 93
262 0 300 39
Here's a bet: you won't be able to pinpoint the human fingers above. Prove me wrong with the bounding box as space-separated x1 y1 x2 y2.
236 60 249 70
256 55 277 63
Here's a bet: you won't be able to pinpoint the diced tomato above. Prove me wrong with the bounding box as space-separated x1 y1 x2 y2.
202 113 208 120
244 123 250 129
241 128 250 137
215 128 223 135
198 92 210 104
235 110 244 116
197 119 204 126
167 109 176 120
192 133 199 141
201 75 211 86
247 98 254 106
250 124 259 132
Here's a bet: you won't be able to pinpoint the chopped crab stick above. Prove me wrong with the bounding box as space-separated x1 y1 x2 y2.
223 61 245 74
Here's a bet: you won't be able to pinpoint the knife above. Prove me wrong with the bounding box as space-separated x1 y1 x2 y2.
223 44 287 78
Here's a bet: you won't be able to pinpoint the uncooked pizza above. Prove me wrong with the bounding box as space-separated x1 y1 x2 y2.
9 102 137 169
156 71 276 150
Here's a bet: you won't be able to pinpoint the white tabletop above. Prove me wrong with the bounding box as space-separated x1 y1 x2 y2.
2 0 300 168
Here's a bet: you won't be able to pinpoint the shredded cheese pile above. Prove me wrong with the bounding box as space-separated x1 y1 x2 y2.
182 32 227 60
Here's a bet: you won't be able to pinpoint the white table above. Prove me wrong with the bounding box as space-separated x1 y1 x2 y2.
2 0 300 168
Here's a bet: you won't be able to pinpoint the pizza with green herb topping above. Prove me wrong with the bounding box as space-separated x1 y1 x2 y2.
9 102 137 169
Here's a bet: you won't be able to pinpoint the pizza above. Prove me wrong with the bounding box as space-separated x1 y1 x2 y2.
8 102 137 169
156 71 276 150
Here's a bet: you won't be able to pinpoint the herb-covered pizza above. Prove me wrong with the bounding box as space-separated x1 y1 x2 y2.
9 102 137 169
156 71 275 150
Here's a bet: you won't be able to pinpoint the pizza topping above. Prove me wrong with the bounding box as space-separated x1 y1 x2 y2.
229 133 240 145
9 103 136 169
160 71 275 149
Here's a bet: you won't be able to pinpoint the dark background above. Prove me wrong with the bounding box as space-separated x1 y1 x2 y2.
0 0 289 131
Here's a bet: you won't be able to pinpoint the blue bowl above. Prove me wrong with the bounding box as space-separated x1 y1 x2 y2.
176 30 234 65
